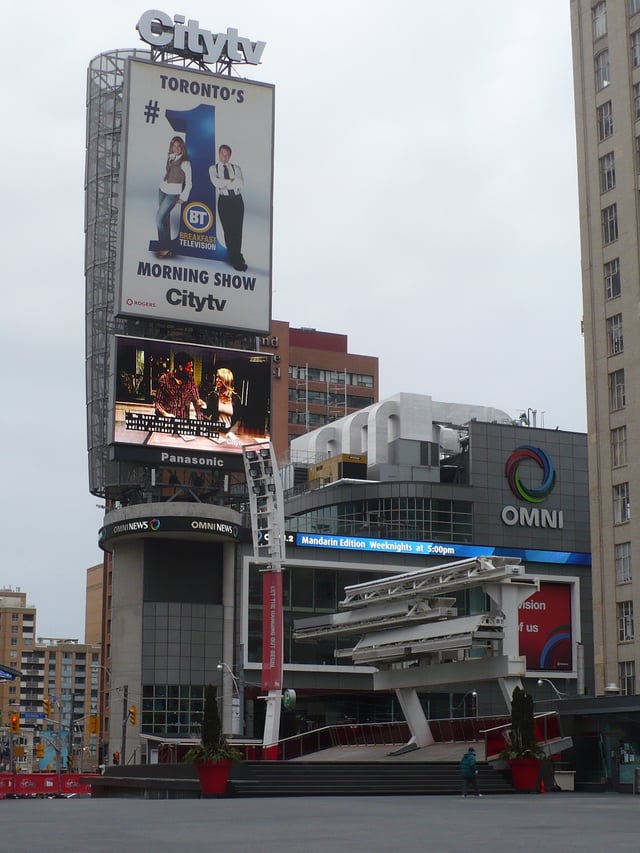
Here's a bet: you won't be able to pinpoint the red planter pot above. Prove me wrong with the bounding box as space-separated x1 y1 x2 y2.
195 759 232 796
509 757 542 792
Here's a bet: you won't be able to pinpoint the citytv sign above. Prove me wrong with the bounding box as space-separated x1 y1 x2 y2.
137 9 266 65
501 446 563 530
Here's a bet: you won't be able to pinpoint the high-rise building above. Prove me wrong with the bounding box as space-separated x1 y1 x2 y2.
0 588 101 771
570 0 640 696
0 589 35 736
261 321 379 462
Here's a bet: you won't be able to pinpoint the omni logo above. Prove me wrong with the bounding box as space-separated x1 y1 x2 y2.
183 202 213 232
502 446 563 530
505 445 556 504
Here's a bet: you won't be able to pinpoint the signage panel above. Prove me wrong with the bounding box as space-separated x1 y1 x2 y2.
518 582 573 672
118 58 274 331
289 532 591 566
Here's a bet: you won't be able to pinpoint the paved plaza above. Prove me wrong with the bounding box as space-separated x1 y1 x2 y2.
1 793 639 852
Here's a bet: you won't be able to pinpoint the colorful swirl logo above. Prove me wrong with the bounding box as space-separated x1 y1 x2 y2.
505 445 556 504
149 518 161 531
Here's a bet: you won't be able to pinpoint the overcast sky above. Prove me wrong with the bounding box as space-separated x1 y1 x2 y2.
1 1 582 639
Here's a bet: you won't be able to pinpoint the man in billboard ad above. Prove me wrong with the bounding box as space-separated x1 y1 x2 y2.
112 336 271 466
518 582 573 672
118 58 274 332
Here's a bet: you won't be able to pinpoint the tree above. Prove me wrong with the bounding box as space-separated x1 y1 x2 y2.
184 685 241 764
503 686 544 759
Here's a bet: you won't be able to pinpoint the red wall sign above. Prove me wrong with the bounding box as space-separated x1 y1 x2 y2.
518 582 573 671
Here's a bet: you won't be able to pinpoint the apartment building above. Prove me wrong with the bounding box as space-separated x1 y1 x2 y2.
570 0 640 695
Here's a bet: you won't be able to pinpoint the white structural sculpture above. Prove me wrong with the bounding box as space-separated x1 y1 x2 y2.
295 556 539 749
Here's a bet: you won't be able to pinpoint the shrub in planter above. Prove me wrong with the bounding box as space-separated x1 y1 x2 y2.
184 684 241 795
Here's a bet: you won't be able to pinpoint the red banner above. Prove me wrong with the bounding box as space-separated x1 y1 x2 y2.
262 570 283 691
518 582 573 671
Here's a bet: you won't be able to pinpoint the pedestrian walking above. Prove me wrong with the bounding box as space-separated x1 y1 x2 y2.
460 746 482 797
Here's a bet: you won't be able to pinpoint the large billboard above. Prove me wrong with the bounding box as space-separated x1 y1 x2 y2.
518 581 574 672
111 335 271 470
117 58 274 331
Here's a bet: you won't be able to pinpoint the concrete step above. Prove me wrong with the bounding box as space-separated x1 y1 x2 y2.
228 761 515 797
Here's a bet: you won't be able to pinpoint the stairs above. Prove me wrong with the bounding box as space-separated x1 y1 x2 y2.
228 760 515 797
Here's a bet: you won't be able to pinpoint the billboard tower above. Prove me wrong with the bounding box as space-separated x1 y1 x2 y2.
85 12 275 758
85 13 274 499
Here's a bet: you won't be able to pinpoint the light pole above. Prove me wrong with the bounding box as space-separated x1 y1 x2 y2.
90 664 111 764
536 678 567 700
452 691 478 717
217 662 241 736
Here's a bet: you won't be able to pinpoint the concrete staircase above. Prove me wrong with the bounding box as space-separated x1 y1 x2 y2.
228 760 515 797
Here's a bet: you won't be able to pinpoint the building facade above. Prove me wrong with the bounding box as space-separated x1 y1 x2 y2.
97 393 594 760
0 589 101 772
260 320 379 462
570 0 640 696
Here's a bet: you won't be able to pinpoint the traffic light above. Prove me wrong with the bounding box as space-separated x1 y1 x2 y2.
35 743 44 759
112 751 120 765
9 713 20 733
67 754 74 769
43 696 51 718
88 714 99 734
128 705 137 726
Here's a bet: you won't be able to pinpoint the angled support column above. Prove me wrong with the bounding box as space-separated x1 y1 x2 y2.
395 686 434 748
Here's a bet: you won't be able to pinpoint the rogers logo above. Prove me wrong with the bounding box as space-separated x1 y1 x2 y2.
126 297 156 308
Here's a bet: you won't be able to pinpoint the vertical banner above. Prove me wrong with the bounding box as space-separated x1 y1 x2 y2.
118 58 274 332
518 582 573 671
262 570 283 691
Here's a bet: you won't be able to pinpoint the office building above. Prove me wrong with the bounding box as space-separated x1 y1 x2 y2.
570 0 640 695
0 588 101 771
261 320 379 462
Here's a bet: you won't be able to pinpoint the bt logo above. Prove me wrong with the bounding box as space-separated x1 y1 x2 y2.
183 202 213 232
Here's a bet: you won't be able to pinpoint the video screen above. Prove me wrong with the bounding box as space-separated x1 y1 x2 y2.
112 335 271 460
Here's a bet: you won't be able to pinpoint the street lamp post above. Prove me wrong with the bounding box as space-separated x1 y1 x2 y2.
536 678 567 700
90 664 111 764
217 662 241 736
120 684 129 767
451 690 478 718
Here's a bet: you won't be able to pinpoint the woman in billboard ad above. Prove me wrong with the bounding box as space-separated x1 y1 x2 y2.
155 136 192 257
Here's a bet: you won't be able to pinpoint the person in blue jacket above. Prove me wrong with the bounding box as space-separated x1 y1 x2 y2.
460 747 482 797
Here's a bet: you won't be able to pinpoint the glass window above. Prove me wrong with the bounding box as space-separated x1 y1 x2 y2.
593 1 607 39
633 30 640 66
595 50 610 90
635 83 640 120
604 258 621 299
597 101 613 140
602 203 618 244
618 601 634 641
599 152 615 193
615 542 632 583
611 426 628 467
613 482 631 523
619 660 636 696
632 0 640 15
606 313 623 354
609 368 626 410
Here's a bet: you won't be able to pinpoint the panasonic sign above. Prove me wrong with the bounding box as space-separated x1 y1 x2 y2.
137 10 266 65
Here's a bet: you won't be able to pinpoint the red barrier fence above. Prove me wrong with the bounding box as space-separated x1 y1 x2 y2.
0 772 99 798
